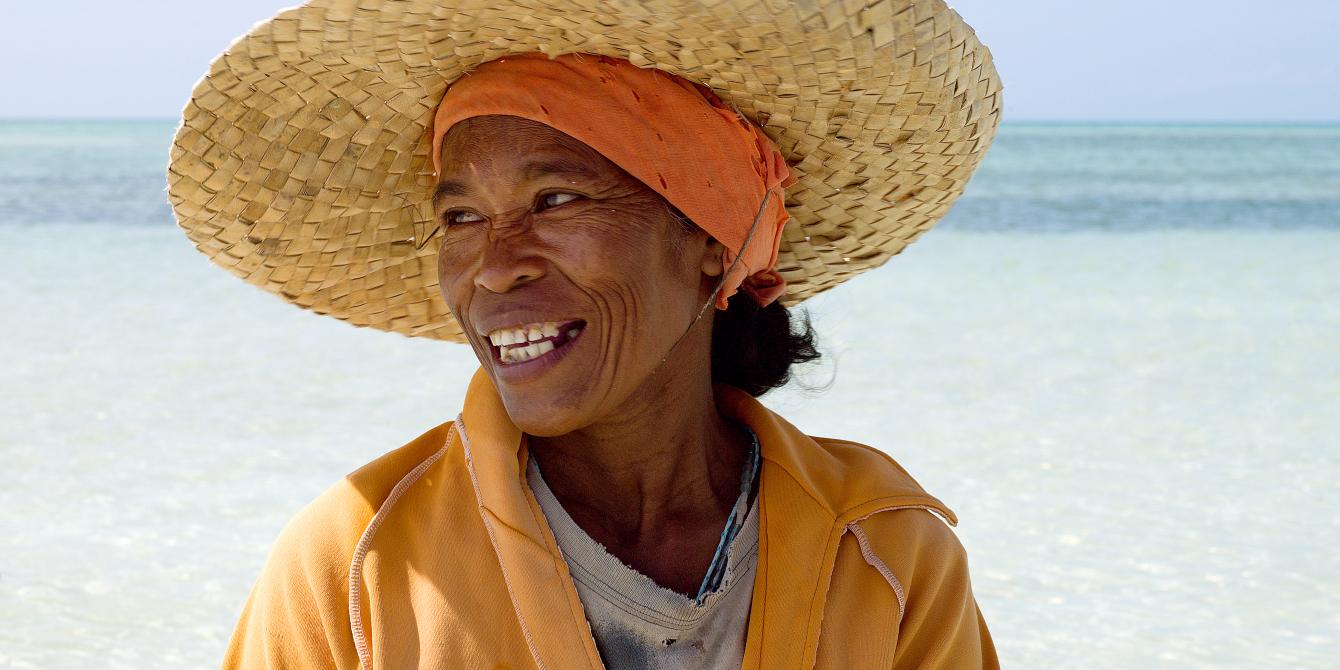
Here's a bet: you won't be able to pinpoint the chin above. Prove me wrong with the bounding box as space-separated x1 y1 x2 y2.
479 321 631 436
497 391 589 437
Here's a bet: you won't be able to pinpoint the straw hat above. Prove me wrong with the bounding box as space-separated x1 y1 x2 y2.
166 0 1001 342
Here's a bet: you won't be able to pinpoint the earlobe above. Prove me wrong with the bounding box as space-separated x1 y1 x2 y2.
700 236 726 278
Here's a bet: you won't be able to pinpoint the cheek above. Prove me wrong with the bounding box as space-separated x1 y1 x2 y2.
546 204 685 284
547 227 655 313
540 214 699 351
435 235 481 313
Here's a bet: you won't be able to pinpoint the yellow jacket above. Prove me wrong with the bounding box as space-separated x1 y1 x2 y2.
224 368 998 668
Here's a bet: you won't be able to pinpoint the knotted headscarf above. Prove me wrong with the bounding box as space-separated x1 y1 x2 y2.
431 52 795 309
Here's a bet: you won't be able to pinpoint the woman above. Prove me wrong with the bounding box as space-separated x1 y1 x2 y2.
167 1 1002 668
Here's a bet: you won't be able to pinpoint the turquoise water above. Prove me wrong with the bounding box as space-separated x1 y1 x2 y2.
1 121 1337 669
1 120 1338 230
0 121 175 229
956 123 1340 230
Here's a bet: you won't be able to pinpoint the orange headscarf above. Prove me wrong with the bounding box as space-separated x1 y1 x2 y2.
431 53 795 309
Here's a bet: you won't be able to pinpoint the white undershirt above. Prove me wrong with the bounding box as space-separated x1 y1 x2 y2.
526 455 759 670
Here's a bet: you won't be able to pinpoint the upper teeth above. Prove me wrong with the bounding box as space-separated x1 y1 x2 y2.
487 321 565 346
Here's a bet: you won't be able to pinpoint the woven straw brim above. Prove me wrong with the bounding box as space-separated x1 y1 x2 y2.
166 0 1001 342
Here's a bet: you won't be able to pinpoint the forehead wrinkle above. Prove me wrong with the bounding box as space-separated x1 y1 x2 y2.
435 153 613 211
520 156 602 184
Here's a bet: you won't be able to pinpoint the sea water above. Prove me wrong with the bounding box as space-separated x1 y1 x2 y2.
1 121 1337 668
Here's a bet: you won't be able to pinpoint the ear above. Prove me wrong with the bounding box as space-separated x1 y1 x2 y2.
700 235 727 278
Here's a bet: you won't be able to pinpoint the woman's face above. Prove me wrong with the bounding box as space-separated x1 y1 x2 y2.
435 115 723 436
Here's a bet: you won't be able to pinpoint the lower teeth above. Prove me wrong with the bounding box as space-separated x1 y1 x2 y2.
504 340 554 363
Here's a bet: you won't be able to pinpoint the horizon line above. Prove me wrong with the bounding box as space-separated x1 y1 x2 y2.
2 116 1338 126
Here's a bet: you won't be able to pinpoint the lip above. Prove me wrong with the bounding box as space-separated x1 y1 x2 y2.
476 313 584 339
487 320 586 384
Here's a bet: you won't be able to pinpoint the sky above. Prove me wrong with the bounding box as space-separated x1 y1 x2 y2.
0 0 1336 122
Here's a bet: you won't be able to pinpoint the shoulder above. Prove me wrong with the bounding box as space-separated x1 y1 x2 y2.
239 420 457 613
802 434 960 525
268 419 458 571
848 500 997 668
849 504 970 586
804 436 996 666
223 420 459 666
716 385 957 521
809 435 942 497
811 435 971 596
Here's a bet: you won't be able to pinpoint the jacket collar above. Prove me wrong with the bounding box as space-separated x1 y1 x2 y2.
455 366 953 669
455 366 604 669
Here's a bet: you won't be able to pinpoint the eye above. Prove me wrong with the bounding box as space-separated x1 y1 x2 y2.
444 209 485 225
538 192 582 211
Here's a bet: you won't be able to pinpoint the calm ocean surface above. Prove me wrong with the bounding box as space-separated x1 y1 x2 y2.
2 121 1337 668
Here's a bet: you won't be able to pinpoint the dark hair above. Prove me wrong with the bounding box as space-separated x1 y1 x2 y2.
711 294 821 397
664 201 822 396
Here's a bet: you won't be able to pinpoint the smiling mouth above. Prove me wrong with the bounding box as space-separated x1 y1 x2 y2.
487 319 586 365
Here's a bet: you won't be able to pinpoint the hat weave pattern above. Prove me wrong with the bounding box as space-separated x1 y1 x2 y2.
166 0 1002 342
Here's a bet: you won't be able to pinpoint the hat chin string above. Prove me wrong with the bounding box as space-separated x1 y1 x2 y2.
644 188 776 383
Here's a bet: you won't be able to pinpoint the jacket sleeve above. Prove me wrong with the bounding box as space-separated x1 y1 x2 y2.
854 509 999 670
222 492 366 669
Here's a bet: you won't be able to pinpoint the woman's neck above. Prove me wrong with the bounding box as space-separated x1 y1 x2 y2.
526 364 751 563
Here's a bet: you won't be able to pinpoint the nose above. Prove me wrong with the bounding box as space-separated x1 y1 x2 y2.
473 227 546 294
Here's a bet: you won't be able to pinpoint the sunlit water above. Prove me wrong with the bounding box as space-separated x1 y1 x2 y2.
1 121 1337 668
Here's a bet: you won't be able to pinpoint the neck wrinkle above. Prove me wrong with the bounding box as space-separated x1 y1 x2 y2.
526 378 749 546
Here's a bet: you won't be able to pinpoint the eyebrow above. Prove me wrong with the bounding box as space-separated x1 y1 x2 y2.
432 157 601 210
432 181 469 210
